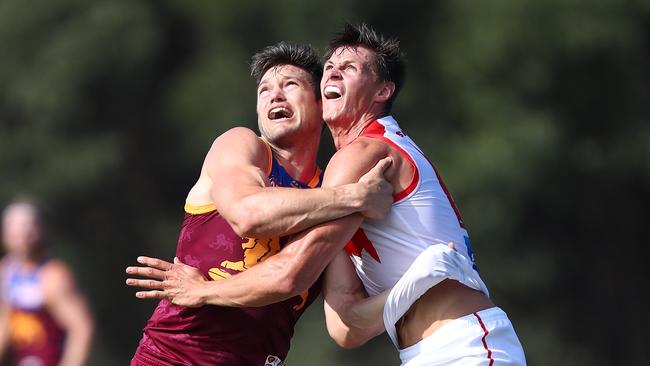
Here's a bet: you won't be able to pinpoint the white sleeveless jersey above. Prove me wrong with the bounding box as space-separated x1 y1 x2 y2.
345 116 489 297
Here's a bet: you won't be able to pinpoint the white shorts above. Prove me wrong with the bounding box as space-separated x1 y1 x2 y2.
399 307 526 366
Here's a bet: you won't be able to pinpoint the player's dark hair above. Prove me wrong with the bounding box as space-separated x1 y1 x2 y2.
325 23 405 113
251 42 323 98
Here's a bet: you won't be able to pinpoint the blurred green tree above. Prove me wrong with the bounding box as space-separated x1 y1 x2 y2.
0 0 647 365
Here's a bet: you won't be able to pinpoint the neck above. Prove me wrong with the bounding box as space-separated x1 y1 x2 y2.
266 134 321 183
328 111 387 150
12 249 45 267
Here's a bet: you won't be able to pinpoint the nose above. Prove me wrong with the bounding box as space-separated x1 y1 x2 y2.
269 86 286 103
325 66 342 80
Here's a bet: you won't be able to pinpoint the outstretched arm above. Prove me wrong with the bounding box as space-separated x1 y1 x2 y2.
127 139 394 307
204 128 392 238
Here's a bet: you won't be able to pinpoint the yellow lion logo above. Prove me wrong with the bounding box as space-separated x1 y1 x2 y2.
9 310 46 346
208 236 308 311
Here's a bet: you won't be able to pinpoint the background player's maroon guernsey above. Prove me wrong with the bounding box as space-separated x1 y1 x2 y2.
2 259 66 366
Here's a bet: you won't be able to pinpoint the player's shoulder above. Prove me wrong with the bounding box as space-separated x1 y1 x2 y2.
204 127 271 174
213 127 264 148
40 259 73 279
330 137 390 165
209 127 269 158
40 259 78 294
323 137 391 186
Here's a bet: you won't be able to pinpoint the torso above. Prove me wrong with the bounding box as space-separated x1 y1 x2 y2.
1 258 65 366
136 148 323 366
345 116 493 347
397 280 494 347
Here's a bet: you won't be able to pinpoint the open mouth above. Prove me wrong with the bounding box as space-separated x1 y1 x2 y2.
268 106 293 120
323 85 342 100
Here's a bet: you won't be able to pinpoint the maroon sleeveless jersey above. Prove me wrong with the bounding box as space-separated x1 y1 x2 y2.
132 155 323 366
1 258 65 366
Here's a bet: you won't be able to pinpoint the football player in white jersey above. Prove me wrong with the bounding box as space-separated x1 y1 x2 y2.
317 23 526 365
128 24 527 365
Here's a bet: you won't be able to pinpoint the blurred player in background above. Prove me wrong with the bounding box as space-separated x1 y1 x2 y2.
0 199 94 366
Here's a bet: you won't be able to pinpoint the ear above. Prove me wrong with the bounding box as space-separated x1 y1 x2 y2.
374 81 396 103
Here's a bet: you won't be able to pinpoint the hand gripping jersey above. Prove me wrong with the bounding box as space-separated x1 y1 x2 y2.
343 116 490 346
133 142 322 366
1 258 65 366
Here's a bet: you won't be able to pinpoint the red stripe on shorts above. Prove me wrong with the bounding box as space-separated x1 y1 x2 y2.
473 312 495 366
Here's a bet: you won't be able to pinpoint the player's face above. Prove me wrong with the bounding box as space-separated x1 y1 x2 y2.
1 205 41 256
321 46 383 126
256 64 322 146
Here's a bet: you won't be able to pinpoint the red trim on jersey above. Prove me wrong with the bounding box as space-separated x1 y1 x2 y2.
430 163 466 229
361 119 465 227
345 228 381 263
361 121 419 202
473 312 495 366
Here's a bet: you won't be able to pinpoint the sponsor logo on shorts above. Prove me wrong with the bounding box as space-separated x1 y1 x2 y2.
264 354 285 366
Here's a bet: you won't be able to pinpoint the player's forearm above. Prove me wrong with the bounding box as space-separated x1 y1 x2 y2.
201 221 357 307
326 319 384 349
0 327 8 360
324 290 388 348
229 184 365 238
343 289 389 331
199 253 304 307
58 319 93 366
0 307 10 358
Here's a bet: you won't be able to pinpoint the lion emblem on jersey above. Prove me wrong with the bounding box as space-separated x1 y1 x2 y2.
208 236 308 310
9 310 46 346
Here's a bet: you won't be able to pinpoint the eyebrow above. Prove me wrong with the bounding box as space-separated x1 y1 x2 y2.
326 59 359 66
259 75 305 87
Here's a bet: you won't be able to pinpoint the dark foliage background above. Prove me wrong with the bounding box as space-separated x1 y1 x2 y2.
1 1 648 364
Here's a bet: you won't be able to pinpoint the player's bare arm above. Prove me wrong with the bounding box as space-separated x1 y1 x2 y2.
199 127 393 238
322 250 389 349
322 241 458 349
0 301 8 361
0 261 10 359
127 140 394 308
41 261 93 366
